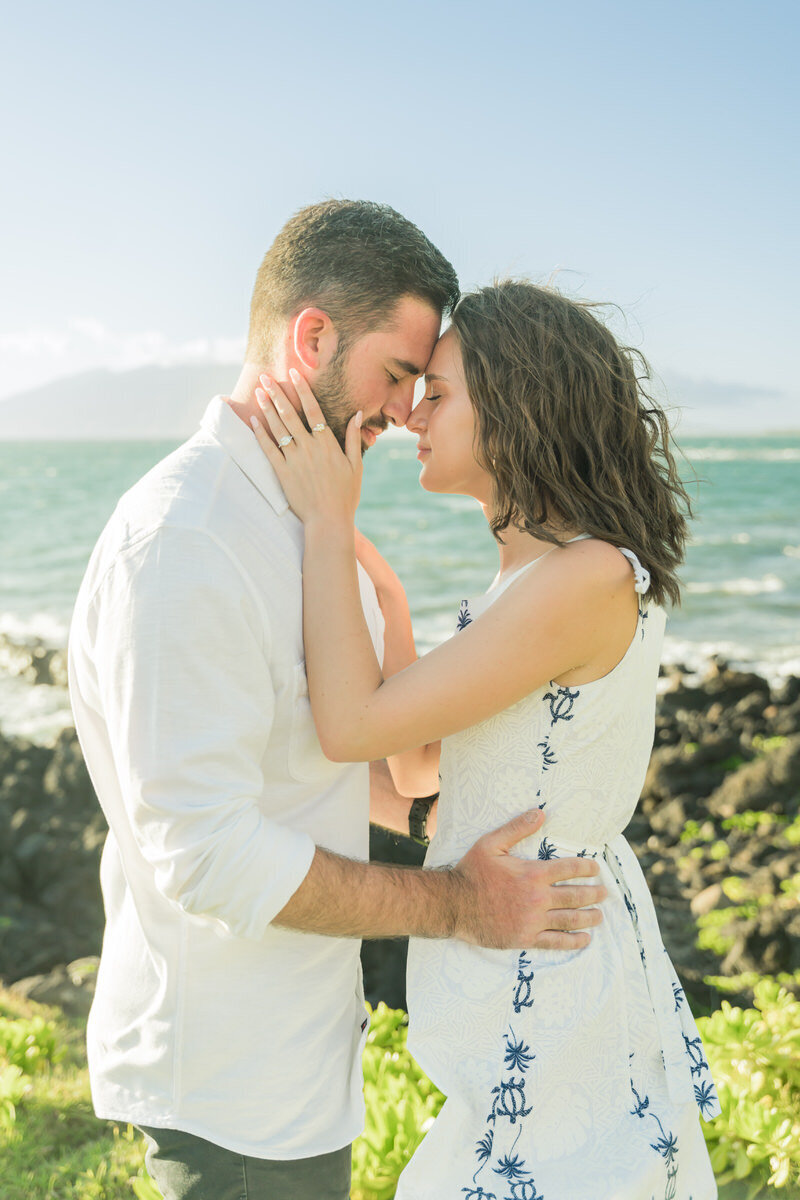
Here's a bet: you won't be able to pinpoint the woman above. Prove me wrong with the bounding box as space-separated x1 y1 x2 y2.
251 282 720 1200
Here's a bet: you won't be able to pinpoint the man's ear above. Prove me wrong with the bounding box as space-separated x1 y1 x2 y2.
292 308 340 372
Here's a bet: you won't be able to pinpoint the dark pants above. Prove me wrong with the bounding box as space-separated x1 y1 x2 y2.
138 1125 352 1200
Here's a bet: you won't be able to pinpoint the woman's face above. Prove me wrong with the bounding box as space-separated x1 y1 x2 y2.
406 329 493 503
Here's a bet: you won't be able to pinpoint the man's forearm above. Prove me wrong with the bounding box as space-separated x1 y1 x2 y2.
273 808 608 952
272 845 457 939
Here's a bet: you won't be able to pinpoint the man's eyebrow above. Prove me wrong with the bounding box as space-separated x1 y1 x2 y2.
390 357 423 376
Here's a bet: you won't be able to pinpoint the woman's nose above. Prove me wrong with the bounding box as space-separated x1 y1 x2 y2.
406 399 428 434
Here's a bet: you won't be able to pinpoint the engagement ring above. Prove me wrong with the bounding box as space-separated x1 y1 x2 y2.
278 435 294 447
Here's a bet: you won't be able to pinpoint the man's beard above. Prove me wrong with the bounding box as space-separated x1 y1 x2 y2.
313 348 385 455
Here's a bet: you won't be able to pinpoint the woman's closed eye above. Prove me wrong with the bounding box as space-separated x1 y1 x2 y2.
424 393 441 404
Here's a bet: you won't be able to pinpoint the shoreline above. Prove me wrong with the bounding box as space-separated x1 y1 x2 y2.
1 627 799 746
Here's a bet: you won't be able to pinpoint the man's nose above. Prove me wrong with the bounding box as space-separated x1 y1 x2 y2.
382 381 417 427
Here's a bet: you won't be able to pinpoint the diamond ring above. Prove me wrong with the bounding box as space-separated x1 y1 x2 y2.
312 423 327 433
278 434 294 448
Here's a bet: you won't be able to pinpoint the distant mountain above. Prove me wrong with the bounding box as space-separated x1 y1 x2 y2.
0 363 796 439
0 363 241 439
659 372 799 435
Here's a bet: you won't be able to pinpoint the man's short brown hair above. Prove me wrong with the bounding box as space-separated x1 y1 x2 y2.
247 200 459 361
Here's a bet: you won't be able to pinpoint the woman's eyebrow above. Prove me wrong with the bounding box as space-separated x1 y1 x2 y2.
424 372 448 383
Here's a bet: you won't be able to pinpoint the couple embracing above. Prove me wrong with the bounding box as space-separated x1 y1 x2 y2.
69 200 720 1200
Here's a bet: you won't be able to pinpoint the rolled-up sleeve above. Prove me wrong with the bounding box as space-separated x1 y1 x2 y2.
89 525 315 939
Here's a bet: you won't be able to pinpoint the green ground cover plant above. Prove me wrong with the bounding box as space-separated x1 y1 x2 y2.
1 988 798 1197
697 982 800 1193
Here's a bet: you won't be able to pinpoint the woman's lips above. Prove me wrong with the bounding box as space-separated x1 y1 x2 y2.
417 445 431 460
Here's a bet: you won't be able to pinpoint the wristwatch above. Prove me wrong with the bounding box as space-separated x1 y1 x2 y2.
408 793 438 846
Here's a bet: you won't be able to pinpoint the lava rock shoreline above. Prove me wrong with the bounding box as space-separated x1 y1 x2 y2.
0 657 798 1014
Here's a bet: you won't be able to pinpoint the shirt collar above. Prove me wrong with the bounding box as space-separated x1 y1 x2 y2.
201 396 289 516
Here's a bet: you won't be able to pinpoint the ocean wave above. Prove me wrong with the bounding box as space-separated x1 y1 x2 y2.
662 636 800 687
0 611 70 647
684 574 786 596
686 447 800 463
0 674 71 744
2 625 798 746
688 532 752 547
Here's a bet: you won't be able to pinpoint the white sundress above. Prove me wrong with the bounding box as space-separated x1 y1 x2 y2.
397 537 721 1200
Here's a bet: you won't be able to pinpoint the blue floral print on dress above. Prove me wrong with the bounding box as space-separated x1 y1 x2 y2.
512 953 534 1014
629 1057 683 1200
542 685 580 726
457 600 473 631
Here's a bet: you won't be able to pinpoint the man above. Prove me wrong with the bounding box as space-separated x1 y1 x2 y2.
69 200 606 1200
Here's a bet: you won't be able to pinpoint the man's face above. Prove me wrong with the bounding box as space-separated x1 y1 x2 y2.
315 295 441 451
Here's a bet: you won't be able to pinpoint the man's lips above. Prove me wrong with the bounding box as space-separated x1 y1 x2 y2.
361 426 379 447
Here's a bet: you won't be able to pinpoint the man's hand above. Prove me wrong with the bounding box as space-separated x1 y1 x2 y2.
450 808 606 950
274 807 605 945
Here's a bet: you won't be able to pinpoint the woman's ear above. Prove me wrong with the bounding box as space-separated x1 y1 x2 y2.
292 307 340 372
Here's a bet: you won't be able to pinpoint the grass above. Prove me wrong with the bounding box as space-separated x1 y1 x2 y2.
0 988 151 1200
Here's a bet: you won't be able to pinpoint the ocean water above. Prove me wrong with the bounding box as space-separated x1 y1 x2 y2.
1 433 798 743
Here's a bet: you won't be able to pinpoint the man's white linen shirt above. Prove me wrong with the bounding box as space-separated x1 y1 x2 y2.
68 397 384 1158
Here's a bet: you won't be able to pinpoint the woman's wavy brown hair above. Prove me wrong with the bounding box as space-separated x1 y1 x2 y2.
450 281 695 608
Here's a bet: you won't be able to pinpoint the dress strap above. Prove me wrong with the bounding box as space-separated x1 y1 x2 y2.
495 533 592 589
618 548 651 595
493 548 558 592
494 537 649 596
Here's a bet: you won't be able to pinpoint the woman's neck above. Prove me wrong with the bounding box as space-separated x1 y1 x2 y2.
481 506 584 578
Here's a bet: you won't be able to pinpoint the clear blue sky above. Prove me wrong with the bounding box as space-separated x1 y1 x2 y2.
2 0 797 428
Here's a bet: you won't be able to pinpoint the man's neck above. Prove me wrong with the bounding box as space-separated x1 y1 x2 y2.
226 361 303 429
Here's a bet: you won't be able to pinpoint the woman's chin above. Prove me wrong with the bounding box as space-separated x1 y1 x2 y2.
417 464 441 493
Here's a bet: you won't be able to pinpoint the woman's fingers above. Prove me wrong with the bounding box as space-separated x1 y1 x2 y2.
255 388 294 448
249 413 285 470
344 410 364 470
258 375 306 440
288 367 329 431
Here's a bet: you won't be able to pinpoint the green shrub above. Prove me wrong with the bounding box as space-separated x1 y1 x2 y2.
722 812 788 834
0 1015 64 1075
351 1004 444 1200
681 818 717 843
785 818 800 847
697 981 800 1190
2 986 799 1197
697 901 764 956
752 736 788 755
0 1065 26 1130
705 971 800 996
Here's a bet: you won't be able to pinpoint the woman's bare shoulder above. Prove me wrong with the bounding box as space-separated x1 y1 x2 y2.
515 536 636 598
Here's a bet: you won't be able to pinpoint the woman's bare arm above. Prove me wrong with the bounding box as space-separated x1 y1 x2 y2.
356 531 441 796
302 521 634 762
369 758 438 837
252 374 636 764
